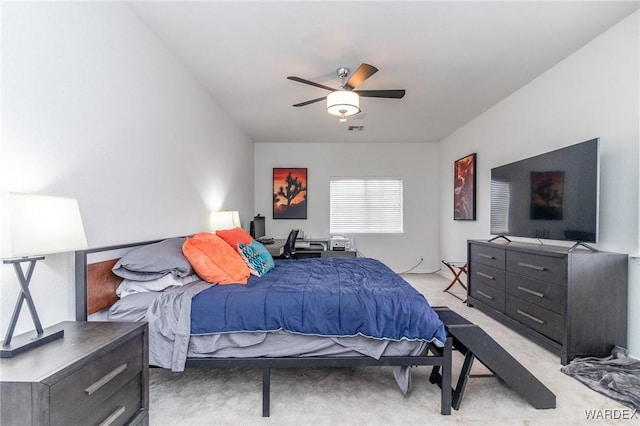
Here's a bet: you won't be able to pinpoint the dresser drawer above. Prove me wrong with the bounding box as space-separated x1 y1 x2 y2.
470 262 505 291
469 244 505 269
506 273 565 314
506 251 566 285
470 281 505 312
506 295 564 343
56 375 143 426
50 334 143 425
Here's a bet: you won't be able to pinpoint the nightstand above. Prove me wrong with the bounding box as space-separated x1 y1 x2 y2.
1 321 148 425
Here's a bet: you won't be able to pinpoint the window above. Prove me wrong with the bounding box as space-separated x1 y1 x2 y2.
490 179 510 234
330 178 403 234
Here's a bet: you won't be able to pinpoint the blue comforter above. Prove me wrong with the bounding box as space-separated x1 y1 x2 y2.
190 257 446 345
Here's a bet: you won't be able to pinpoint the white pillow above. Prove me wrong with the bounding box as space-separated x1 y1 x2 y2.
116 273 199 298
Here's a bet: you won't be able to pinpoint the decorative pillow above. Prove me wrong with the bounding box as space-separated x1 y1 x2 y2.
216 227 253 250
182 232 250 284
112 238 193 281
116 273 200 298
238 240 275 277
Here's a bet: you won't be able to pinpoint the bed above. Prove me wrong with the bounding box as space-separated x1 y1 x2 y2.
74 235 453 416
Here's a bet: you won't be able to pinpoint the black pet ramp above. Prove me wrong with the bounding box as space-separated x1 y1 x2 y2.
431 306 556 410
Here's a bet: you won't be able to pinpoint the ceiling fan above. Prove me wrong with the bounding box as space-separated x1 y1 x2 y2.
287 63 406 122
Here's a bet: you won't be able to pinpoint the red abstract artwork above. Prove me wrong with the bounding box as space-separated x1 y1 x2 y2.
454 154 476 220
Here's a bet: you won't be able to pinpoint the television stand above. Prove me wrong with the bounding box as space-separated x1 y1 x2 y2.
467 239 627 364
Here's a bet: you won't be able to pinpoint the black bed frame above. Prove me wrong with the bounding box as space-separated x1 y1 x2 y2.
74 240 454 416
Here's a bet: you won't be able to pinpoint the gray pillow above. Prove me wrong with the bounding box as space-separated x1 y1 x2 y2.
109 292 161 322
112 238 193 281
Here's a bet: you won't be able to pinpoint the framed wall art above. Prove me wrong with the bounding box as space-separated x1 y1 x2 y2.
454 153 476 220
273 168 307 219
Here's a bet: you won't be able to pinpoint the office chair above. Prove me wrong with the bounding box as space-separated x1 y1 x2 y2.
281 229 299 259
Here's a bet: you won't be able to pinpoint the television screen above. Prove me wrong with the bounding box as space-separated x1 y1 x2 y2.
490 138 599 243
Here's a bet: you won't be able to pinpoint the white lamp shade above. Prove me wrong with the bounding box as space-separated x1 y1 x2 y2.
210 210 241 232
327 90 360 116
1 193 88 258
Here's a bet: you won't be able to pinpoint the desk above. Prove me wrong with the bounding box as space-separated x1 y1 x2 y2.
263 239 356 258
264 239 286 257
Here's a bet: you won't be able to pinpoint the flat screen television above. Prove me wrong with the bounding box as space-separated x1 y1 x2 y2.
490 138 599 243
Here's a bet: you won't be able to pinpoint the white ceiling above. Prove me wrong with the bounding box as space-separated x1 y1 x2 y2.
128 1 639 144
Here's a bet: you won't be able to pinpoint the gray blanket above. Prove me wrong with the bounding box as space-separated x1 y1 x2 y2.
146 281 212 372
561 346 640 410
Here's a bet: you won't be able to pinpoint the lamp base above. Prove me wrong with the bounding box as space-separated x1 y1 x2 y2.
0 328 64 358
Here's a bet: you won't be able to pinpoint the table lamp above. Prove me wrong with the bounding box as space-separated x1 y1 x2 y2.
210 210 241 232
1 193 88 358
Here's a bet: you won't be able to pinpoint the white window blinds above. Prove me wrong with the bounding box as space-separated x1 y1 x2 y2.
490 179 510 234
330 178 404 234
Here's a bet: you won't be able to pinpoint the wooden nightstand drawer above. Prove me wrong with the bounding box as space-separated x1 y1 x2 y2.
506 251 566 285
506 295 564 343
50 334 143 425
52 374 143 426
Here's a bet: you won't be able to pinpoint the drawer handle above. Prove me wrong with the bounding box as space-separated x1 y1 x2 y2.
476 272 495 280
479 254 496 260
517 262 546 271
99 406 126 426
85 363 128 396
476 290 494 300
517 309 545 325
517 286 545 298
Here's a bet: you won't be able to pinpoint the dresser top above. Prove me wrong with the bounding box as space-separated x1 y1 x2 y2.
468 239 624 257
0 321 146 382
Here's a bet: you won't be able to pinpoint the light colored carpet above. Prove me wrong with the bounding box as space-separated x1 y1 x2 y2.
148 273 628 425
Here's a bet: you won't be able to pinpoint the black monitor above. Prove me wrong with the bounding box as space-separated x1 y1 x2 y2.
250 215 266 239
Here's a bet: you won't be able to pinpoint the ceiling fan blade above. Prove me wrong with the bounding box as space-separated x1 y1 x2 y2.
343 63 378 90
287 76 335 92
354 89 406 99
293 96 327 107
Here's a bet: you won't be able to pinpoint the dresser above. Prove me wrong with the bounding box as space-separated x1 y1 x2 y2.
0 321 148 425
467 240 628 364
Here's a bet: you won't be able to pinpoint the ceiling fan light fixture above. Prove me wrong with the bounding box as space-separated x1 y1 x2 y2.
327 90 360 119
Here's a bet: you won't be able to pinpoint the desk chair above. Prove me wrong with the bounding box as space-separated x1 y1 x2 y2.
281 229 299 259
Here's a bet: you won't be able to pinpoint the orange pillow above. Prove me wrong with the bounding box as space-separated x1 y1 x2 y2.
182 233 250 284
216 227 253 249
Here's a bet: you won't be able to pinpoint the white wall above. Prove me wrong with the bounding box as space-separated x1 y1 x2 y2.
439 12 639 356
254 143 441 273
0 3 254 336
